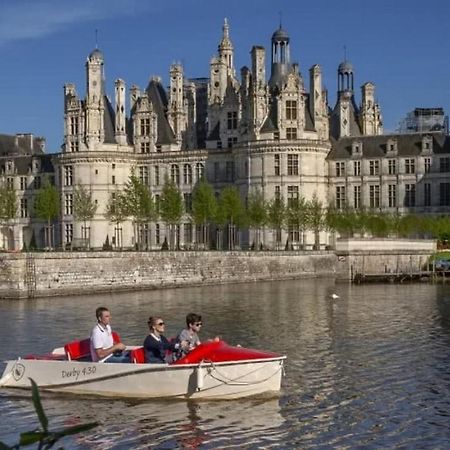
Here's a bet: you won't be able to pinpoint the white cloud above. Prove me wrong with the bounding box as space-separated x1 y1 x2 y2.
0 0 150 45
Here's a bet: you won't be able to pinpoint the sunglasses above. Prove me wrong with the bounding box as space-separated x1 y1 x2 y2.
156 322 165 326
194 322 202 326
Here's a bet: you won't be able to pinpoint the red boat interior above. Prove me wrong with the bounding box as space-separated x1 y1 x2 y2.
24 337 279 364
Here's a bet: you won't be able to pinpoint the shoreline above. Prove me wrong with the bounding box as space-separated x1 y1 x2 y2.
0 239 437 299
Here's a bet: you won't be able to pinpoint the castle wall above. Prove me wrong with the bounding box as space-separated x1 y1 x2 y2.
0 251 336 299
0 238 437 299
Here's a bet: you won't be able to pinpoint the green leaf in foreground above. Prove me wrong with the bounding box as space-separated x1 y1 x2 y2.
30 378 48 432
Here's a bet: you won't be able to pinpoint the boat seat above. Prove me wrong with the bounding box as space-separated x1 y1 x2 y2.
130 347 146 364
65 332 121 361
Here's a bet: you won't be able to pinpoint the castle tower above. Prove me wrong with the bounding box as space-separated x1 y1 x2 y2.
168 63 186 144
85 48 105 148
114 79 127 145
336 60 355 138
309 64 328 140
208 19 236 106
338 60 354 95
218 18 234 76
360 82 383 135
269 26 291 88
63 83 83 152
250 46 267 132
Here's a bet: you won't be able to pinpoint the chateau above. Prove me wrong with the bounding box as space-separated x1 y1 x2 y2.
1 21 449 250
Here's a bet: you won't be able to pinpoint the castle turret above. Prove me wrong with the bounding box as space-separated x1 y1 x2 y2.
85 48 105 147
218 18 234 76
168 63 186 144
309 64 328 139
114 79 127 145
360 82 383 135
269 26 291 88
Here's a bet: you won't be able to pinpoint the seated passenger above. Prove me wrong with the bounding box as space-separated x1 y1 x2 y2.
176 313 203 359
90 306 129 363
144 316 187 363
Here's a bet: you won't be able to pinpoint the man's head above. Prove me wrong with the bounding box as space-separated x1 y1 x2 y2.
186 313 202 331
96 307 111 326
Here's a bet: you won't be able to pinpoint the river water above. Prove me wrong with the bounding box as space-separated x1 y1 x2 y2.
1 279 450 449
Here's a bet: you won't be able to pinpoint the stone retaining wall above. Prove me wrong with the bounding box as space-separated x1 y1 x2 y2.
0 251 336 299
0 239 438 299
335 238 437 280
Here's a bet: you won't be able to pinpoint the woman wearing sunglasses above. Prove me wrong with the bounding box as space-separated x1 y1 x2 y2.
144 316 188 363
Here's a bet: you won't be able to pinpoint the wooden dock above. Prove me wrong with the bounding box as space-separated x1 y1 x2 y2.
353 271 449 284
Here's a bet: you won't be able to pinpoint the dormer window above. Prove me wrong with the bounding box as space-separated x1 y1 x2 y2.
352 141 362 156
422 136 433 153
387 138 398 154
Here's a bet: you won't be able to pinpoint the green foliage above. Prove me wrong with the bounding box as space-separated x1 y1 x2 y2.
33 182 60 225
159 176 183 226
73 185 97 223
191 180 217 226
246 189 267 229
105 191 128 225
306 195 325 232
122 173 155 224
365 211 390 237
217 186 244 227
421 215 450 241
286 196 308 233
0 185 17 222
267 196 285 232
246 189 267 249
0 378 97 449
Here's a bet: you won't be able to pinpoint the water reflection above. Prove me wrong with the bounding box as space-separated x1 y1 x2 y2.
1 280 450 448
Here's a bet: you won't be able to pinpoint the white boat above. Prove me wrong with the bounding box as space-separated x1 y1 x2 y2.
0 340 286 399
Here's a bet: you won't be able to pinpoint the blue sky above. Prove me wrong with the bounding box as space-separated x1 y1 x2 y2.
0 0 449 152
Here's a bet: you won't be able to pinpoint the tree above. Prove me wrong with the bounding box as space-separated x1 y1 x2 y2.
267 196 286 250
217 186 244 250
306 194 325 249
159 176 183 250
73 185 97 248
246 189 267 250
34 181 60 250
0 184 17 250
122 173 155 250
365 210 390 237
105 191 128 249
285 196 308 249
191 179 217 249
0 184 17 223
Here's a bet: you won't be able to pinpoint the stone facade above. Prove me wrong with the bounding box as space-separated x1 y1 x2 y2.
1 20 449 251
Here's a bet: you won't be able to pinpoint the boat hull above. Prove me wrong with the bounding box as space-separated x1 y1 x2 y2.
0 357 285 399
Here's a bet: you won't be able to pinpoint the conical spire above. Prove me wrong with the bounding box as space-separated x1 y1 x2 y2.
219 18 233 51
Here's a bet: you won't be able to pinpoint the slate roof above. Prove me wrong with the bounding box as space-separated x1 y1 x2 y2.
207 121 220 140
145 79 176 145
103 95 116 144
0 154 54 175
327 132 450 160
329 96 362 139
0 134 45 156
304 96 315 132
260 101 278 132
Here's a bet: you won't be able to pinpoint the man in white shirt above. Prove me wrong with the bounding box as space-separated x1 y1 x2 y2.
90 306 128 363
